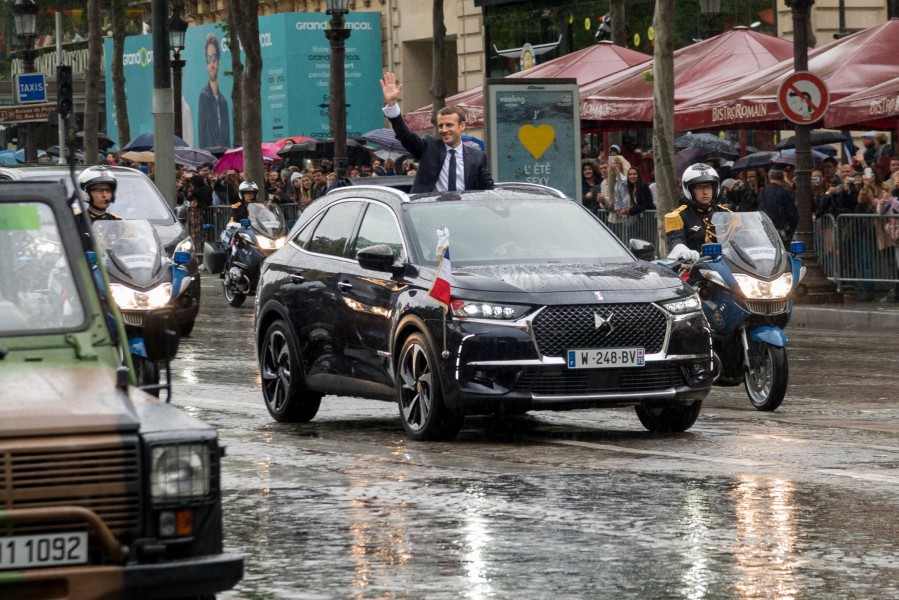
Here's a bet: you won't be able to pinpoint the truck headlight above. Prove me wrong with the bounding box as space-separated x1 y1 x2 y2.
150 444 211 503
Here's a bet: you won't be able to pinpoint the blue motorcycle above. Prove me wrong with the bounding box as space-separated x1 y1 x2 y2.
90 219 189 397
664 212 806 411
204 202 287 307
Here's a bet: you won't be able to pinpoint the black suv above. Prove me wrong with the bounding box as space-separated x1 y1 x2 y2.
254 183 712 440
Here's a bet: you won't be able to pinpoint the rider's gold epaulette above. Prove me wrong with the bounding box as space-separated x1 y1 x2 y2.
231 201 241 209
664 205 687 233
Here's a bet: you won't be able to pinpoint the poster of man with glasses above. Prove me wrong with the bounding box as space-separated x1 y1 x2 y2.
198 32 231 149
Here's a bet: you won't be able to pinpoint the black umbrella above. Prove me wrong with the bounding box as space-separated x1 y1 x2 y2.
279 138 370 164
123 132 188 152
203 145 230 158
731 151 778 171
776 130 847 150
675 132 740 158
76 131 117 151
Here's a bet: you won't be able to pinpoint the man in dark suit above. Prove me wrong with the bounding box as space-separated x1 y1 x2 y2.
380 72 494 194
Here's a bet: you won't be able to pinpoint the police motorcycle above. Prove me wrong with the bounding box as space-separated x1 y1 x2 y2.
91 219 192 395
203 182 287 308
664 211 806 411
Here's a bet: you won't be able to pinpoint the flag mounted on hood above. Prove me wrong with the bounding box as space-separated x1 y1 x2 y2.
428 228 451 309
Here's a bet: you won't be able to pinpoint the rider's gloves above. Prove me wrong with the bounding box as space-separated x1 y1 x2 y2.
669 244 700 262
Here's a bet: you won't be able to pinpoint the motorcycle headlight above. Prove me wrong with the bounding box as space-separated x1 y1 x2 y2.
659 294 702 315
733 273 793 299
450 299 530 320
256 235 277 250
150 444 211 504
110 282 173 310
174 238 193 254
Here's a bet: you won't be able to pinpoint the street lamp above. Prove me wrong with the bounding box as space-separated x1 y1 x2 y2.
12 0 39 163
325 0 351 175
169 1 189 139
699 0 721 39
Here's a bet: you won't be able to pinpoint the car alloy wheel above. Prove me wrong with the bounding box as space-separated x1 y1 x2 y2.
397 332 463 441
261 320 322 422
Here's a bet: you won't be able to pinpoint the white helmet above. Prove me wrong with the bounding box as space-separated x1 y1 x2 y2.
238 180 258 201
78 166 118 203
681 163 719 202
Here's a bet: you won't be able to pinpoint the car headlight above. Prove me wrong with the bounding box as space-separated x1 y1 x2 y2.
150 444 211 504
660 294 702 315
450 299 530 320
110 282 172 310
174 237 193 254
733 273 793 299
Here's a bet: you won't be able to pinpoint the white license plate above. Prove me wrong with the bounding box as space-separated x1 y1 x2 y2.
0 532 88 570
567 347 645 369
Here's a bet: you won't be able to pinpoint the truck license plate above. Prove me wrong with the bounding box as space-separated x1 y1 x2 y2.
0 532 88 570
567 347 645 369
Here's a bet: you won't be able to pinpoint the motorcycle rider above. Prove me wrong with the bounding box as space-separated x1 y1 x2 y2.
665 163 729 262
77 166 122 222
231 180 258 223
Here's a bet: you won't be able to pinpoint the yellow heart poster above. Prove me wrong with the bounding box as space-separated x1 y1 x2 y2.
518 124 555 160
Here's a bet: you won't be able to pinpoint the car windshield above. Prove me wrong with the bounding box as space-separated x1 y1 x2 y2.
405 197 631 266
102 173 174 223
711 211 786 276
0 202 86 333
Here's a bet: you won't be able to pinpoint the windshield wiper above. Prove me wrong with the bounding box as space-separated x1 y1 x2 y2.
729 240 757 270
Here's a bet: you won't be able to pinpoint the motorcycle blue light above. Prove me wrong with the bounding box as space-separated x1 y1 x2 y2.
701 243 722 257
86 250 97 266
174 251 191 265
240 219 251 228
790 241 806 254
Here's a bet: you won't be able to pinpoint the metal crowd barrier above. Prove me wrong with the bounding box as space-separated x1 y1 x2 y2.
595 209 661 248
813 213 899 292
197 202 302 247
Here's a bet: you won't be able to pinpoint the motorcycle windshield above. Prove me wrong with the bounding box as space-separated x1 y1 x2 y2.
248 202 286 238
711 212 788 277
93 219 166 287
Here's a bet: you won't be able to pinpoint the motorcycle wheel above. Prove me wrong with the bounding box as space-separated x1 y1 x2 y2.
133 355 160 398
744 342 788 411
634 401 702 433
223 281 247 307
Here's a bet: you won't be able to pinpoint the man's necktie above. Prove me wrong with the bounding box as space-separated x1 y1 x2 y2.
447 149 457 192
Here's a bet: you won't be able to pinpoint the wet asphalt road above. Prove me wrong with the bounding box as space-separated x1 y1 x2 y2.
172 276 899 599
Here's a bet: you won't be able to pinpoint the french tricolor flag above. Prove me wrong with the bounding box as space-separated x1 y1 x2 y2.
428 227 451 309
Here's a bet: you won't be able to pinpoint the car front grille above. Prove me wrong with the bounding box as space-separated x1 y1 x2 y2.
513 364 685 395
532 303 667 358
745 300 788 315
0 435 141 542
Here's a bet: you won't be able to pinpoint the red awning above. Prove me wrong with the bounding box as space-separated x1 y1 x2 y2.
824 75 899 130
403 41 650 132
675 20 899 132
580 27 794 130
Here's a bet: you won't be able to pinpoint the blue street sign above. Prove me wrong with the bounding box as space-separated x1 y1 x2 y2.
15 73 47 104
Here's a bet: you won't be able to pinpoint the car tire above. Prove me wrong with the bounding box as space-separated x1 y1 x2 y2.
396 332 464 441
260 320 322 422
634 401 702 433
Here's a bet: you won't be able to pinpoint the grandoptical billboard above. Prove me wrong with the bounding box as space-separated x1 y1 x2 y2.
105 12 382 148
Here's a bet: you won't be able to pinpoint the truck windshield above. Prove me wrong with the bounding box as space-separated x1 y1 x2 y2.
0 202 86 333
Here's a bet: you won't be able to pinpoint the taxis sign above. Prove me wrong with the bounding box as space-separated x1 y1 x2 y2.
15 73 47 103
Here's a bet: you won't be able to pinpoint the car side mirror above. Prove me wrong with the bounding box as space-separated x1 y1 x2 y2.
357 244 396 272
143 308 180 362
628 239 656 262
175 204 188 224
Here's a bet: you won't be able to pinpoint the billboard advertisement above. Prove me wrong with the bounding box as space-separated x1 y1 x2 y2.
105 11 382 149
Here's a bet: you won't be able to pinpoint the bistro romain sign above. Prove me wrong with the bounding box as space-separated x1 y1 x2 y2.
712 102 769 123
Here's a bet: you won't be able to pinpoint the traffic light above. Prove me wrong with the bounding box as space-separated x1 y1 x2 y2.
57 65 73 117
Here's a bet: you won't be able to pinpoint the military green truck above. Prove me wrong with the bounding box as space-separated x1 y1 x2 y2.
0 181 242 598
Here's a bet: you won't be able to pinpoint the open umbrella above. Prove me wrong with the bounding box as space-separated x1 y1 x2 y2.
731 151 777 171
771 148 828 167
272 136 315 148
121 150 156 163
174 146 217 168
203 145 230 158
776 130 847 150
77 131 117 151
0 150 17 164
675 147 710 179
675 132 740 157
13 148 47 163
123 132 188 152
361 128 404 152
213 144 281 174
